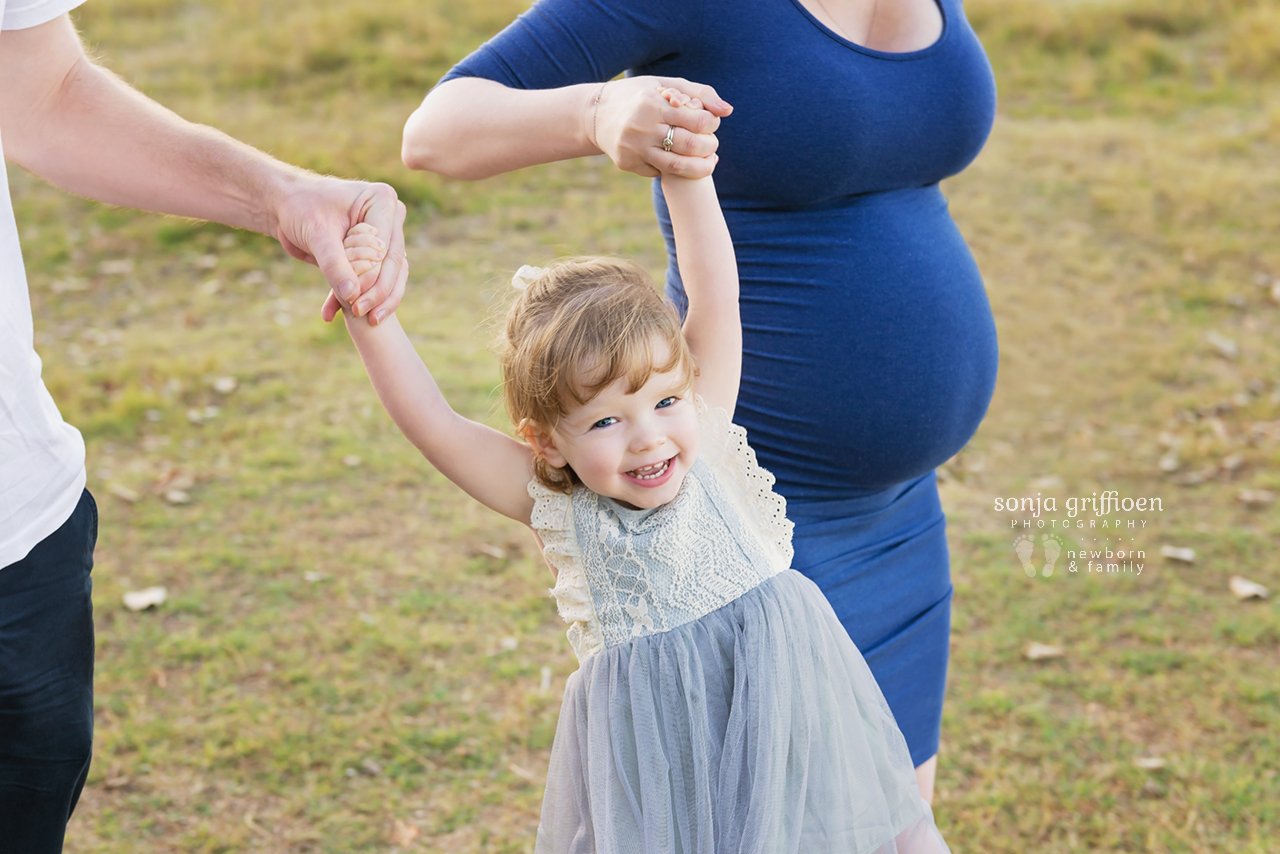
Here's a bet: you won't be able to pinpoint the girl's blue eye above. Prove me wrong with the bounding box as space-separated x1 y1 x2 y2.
591 417 617 430
656 397 678 409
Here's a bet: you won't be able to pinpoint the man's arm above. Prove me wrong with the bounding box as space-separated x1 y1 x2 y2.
0 14 405 323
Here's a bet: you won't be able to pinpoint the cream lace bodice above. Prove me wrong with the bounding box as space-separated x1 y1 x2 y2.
529 399 795 661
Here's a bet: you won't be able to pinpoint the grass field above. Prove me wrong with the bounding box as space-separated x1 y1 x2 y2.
9 0 1279 850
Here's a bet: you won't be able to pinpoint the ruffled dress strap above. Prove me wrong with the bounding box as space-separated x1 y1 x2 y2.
528 480 606 661
694 395 795 573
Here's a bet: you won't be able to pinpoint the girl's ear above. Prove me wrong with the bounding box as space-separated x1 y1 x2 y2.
520 420 568 469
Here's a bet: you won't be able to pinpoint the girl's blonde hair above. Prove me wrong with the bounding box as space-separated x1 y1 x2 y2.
500 258 696 493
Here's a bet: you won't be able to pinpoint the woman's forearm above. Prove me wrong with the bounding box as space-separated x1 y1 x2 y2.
403 78 599 180
403 76 728 181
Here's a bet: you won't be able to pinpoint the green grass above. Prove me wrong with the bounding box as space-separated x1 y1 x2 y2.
8 0 1278 851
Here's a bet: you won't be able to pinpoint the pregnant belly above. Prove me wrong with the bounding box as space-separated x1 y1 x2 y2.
692 185 997 498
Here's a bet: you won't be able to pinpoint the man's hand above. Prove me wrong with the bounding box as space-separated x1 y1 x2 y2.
0 14 407 324
272 177 408 325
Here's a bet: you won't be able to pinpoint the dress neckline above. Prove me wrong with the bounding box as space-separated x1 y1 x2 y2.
603 497 663 526
785 0 950 61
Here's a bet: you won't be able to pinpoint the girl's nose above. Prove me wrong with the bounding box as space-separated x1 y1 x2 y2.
629 424 666 454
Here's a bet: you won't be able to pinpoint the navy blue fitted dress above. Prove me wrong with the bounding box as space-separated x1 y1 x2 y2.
443 0 998 767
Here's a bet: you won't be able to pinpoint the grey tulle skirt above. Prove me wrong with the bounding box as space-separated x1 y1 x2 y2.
535 570 951 854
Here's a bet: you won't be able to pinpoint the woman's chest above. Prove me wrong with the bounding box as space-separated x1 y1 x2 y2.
793 0 944 54
640 0 996 206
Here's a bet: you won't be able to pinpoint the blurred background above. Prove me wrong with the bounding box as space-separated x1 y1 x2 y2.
11 0 1279 850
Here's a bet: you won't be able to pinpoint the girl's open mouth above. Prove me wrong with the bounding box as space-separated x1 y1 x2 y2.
626 457 673 485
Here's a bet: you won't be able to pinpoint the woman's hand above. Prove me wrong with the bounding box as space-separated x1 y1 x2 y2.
592 76 731 179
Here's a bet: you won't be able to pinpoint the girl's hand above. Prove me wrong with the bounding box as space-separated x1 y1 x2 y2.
656 87 701 111
592 76 730 179
343 222 385 281
328 223 387 317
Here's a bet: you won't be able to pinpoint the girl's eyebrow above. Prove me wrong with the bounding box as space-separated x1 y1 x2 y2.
561 406 612 432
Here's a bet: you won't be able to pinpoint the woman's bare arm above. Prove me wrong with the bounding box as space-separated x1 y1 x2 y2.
403 76 731 181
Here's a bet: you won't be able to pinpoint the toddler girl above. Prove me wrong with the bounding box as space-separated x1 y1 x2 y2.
338 90 949 854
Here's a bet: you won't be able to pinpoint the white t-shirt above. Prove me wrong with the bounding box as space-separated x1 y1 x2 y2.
1 0 92 569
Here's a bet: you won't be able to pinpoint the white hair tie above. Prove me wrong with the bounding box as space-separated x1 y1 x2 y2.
511 265 546 290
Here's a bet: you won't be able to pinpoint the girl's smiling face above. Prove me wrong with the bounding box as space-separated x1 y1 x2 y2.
531 340 699 510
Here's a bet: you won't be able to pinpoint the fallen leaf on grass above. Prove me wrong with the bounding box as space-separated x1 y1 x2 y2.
153 468 195 495
1024 642 1065 661
1091 762 1117 782
1205 331 1239 360
477 543 506 560
98 259 134 276
103 773 131 790
1160 545 1196 563
1229 576 1269 600
243 809 271 838
1248 421 1280 444
342 454 362 467
1134 756 1166 770
212 376 237 394
164 489 191 505
390 819 420 847
508 762 544 785
123 586 167 611
1175 466 1216 486
1238 488 1275 507
1220 453 1245 472
106 482 141 503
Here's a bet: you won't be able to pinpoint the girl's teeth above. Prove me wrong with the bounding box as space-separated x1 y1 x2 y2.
631 459 669 480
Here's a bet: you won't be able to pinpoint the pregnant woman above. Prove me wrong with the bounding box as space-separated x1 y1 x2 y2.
404 0 998 801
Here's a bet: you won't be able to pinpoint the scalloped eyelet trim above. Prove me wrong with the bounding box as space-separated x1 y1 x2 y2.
694 396 795 572
529 480 606 661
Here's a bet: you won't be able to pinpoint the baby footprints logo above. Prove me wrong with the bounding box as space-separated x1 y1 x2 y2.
1013 533 1065 578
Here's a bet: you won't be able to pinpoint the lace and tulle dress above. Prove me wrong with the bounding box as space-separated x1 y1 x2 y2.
528 400 950 854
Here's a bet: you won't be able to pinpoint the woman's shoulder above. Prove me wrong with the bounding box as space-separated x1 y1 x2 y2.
441 0 708 90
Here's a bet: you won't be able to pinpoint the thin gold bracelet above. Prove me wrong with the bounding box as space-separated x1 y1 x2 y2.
588 82 608 151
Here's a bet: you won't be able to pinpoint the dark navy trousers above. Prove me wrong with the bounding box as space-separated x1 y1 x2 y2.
0 490 96 854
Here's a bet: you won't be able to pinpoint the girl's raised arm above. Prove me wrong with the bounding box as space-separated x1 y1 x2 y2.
342 310 536 525
662 169 741 416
